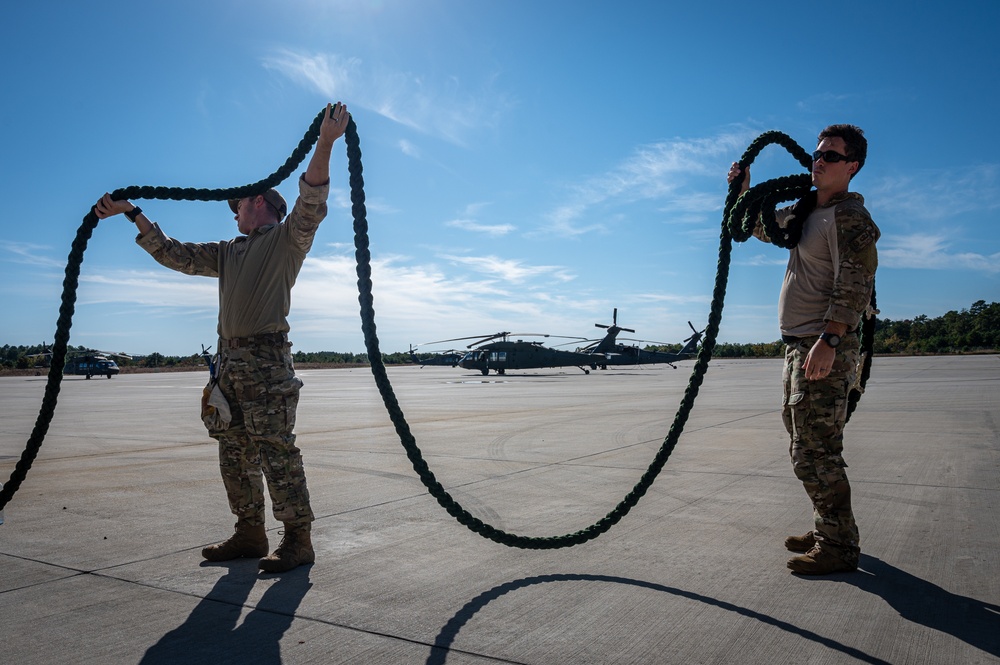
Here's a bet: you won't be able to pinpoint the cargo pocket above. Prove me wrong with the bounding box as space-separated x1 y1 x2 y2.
246 376 303 436
782 390 805 439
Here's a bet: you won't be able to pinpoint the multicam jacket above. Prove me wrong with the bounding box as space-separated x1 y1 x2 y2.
766 191 879 337
136 175 330 340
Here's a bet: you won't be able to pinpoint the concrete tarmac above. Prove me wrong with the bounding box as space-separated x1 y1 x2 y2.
1 355 998 664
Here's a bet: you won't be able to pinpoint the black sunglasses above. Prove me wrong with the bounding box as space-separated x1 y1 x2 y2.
812 149 856 163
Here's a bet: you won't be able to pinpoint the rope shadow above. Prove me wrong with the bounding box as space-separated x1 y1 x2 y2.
840 554 1000 658
139 562 312 664
425 573 889 665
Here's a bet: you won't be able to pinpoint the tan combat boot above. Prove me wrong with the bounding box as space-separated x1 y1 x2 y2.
202 521 269 562
787 546 857 575
258 524 315 573
784 531 816 553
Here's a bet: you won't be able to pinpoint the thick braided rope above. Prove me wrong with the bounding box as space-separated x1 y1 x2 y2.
348 132 777 548
0 110 328 511
351 129 874 548
3 122 875 544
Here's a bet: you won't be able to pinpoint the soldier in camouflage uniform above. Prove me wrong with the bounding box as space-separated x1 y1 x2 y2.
95 102 351 573
728 124 879 575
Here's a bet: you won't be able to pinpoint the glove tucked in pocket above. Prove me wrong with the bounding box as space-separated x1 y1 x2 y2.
201 380 232 431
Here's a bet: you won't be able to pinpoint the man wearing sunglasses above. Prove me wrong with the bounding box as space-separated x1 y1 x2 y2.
728 124 879 575
95 103 351 573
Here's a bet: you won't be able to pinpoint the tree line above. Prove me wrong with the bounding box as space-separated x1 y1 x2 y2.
3 300 996 369
671 299 999 358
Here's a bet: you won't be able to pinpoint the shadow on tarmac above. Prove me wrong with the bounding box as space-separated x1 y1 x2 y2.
425 573 890 665
844 554 1000 658
139 561 312 665
427 562 1000 664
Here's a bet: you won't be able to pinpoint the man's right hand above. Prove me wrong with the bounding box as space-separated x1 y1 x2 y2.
94 193 134 219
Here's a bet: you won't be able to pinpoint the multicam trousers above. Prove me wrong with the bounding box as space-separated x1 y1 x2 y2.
206 340 314 528
782 335 861 565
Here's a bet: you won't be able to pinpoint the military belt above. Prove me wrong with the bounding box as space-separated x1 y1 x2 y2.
782 330 857 345
221 332 289 349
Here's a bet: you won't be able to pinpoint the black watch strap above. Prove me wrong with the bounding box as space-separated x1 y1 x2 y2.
124 206 142 223
819 332 841 348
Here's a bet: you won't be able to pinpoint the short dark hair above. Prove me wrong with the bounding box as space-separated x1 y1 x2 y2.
818 124 867 177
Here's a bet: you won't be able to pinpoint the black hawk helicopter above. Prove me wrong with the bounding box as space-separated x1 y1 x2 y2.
458 332 598 375
28 345 132 379
414 309 704 375
408 345 465 368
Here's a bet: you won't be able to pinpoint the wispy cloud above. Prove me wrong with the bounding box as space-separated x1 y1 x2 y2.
262 49 515 146
866 165 1000 274
881 233 1000 273
445 218 515 237
869 164 1000 224
440 254 575 284
398 139 419 157
289 252 585 346
442 202 515 236
78 270 218 308
538 130 756 237
1 241 64 269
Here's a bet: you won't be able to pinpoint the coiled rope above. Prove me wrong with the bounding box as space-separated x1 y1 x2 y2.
1 117 875 547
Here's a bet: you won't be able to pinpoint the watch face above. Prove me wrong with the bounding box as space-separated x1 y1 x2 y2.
824 334 841 347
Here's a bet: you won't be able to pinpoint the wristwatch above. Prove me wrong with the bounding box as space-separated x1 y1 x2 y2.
819 332 842 348
124 206 143 224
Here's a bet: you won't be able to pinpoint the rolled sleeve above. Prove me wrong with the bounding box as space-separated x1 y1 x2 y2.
286 174 330 256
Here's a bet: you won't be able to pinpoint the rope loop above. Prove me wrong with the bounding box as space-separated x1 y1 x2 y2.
2 119 875 554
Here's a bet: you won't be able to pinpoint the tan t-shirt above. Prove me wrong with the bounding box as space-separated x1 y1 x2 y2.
136 175 330 340
774 192 879 337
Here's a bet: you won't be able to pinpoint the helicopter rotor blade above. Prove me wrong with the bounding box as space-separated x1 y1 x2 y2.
684 321 706 343
416 332 508 347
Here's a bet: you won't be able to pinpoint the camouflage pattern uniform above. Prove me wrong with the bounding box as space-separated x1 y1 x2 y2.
136 175 328 530
769 192 879 566
783 333 861 564
210 337 312 527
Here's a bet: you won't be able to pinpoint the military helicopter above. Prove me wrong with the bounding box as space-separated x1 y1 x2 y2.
408 345 465 368
416 309 704 376
576 308 704 369
455 332 599 375
28 345 132 379
66 351 131 379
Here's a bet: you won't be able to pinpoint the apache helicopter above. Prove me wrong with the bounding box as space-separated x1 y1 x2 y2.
28 345 132 379
576 308 704 369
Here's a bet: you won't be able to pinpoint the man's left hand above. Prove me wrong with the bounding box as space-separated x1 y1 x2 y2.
320 102 349 146
803 340 837 380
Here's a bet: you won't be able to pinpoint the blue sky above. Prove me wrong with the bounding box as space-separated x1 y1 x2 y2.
2 1 997 356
